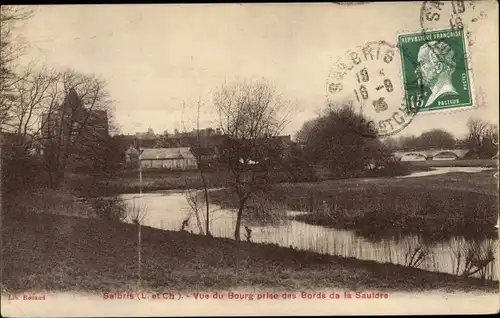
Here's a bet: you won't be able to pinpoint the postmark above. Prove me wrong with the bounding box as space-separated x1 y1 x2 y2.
326 41 418 138
397 28 473 113
420 0 487 47
419 1 486 75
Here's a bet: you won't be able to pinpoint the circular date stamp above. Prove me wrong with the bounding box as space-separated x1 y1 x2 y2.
326 41 417 138
420 0 487 47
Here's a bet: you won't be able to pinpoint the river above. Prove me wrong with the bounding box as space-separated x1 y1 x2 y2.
397 166 494 178
118 166 498 280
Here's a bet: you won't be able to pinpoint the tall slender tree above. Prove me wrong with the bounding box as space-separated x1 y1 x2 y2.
0 6 33 130
213 78 292 241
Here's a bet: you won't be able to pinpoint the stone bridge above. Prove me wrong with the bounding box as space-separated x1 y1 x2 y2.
393 148 471 159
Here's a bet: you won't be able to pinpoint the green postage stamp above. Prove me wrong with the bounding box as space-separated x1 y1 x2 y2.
398 28 473 113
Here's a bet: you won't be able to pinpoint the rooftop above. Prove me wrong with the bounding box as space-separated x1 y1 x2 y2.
139 147 195 160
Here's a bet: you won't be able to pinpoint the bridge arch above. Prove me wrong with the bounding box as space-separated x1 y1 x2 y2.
397 151 429 161
394 148 471 160
431 151 459 160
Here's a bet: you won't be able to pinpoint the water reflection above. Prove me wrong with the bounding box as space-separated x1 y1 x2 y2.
119 191 498 280
398 166 494 178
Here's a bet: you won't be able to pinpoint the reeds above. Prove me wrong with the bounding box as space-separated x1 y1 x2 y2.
449 237 497 280
126 199 148 225
402 237 430 269
121 190 498 282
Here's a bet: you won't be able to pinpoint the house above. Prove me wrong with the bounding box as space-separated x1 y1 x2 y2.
139 147 197 170
190 147 217 161
41 88 108 140
190 147 218 169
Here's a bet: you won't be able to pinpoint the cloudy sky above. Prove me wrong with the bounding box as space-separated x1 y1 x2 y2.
14 2 499 139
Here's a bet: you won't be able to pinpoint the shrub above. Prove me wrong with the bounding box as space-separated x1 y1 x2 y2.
93 197 127 223
1 148 44 196
366 160 411 177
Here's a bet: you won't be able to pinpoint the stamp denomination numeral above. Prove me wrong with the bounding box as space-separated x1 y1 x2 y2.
408 93 424 111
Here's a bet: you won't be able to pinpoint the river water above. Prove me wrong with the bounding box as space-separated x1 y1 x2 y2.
119 166 498 280
397 166 494 178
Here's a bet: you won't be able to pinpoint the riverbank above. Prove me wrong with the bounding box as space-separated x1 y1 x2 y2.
68 170 230 196
209 171 498 238
74 160 438 196
2 211 497 293
407 159 497 168
81 159 496 197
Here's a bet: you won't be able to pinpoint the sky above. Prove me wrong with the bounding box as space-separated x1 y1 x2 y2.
13 2 499 140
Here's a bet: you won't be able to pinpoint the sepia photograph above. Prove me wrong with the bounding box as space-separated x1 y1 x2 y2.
1 2 499 316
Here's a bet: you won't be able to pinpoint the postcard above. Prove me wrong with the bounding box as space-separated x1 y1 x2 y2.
1 2 498 316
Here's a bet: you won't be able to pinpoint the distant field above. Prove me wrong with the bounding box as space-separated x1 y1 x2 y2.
103 159 497 195
73 170 234 196
408 159 497 168
86 168 292 196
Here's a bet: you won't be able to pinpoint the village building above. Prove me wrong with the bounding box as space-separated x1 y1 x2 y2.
40 88 109 160
139 147 197 170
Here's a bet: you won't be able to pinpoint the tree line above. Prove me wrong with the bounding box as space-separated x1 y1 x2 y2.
382 119 498 158
1 7 122 197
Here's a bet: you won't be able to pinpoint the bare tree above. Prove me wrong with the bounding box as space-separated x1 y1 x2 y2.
43 69 111 187
184 185 205 235
2 66 61 151
1 66 63 198
1 64 115 189
485 122 499 158
466 118 499 158
193 98 213 236
179 101 204 234
213 78 292 241
466 118 489 150
486 123 499 142
180 98 217 236
0 5 33 129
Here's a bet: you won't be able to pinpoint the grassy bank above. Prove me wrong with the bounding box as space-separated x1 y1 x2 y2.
76 159 444 196
67 170 230 197
75 169 294 196
2 211 497 293
210 171 498 238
